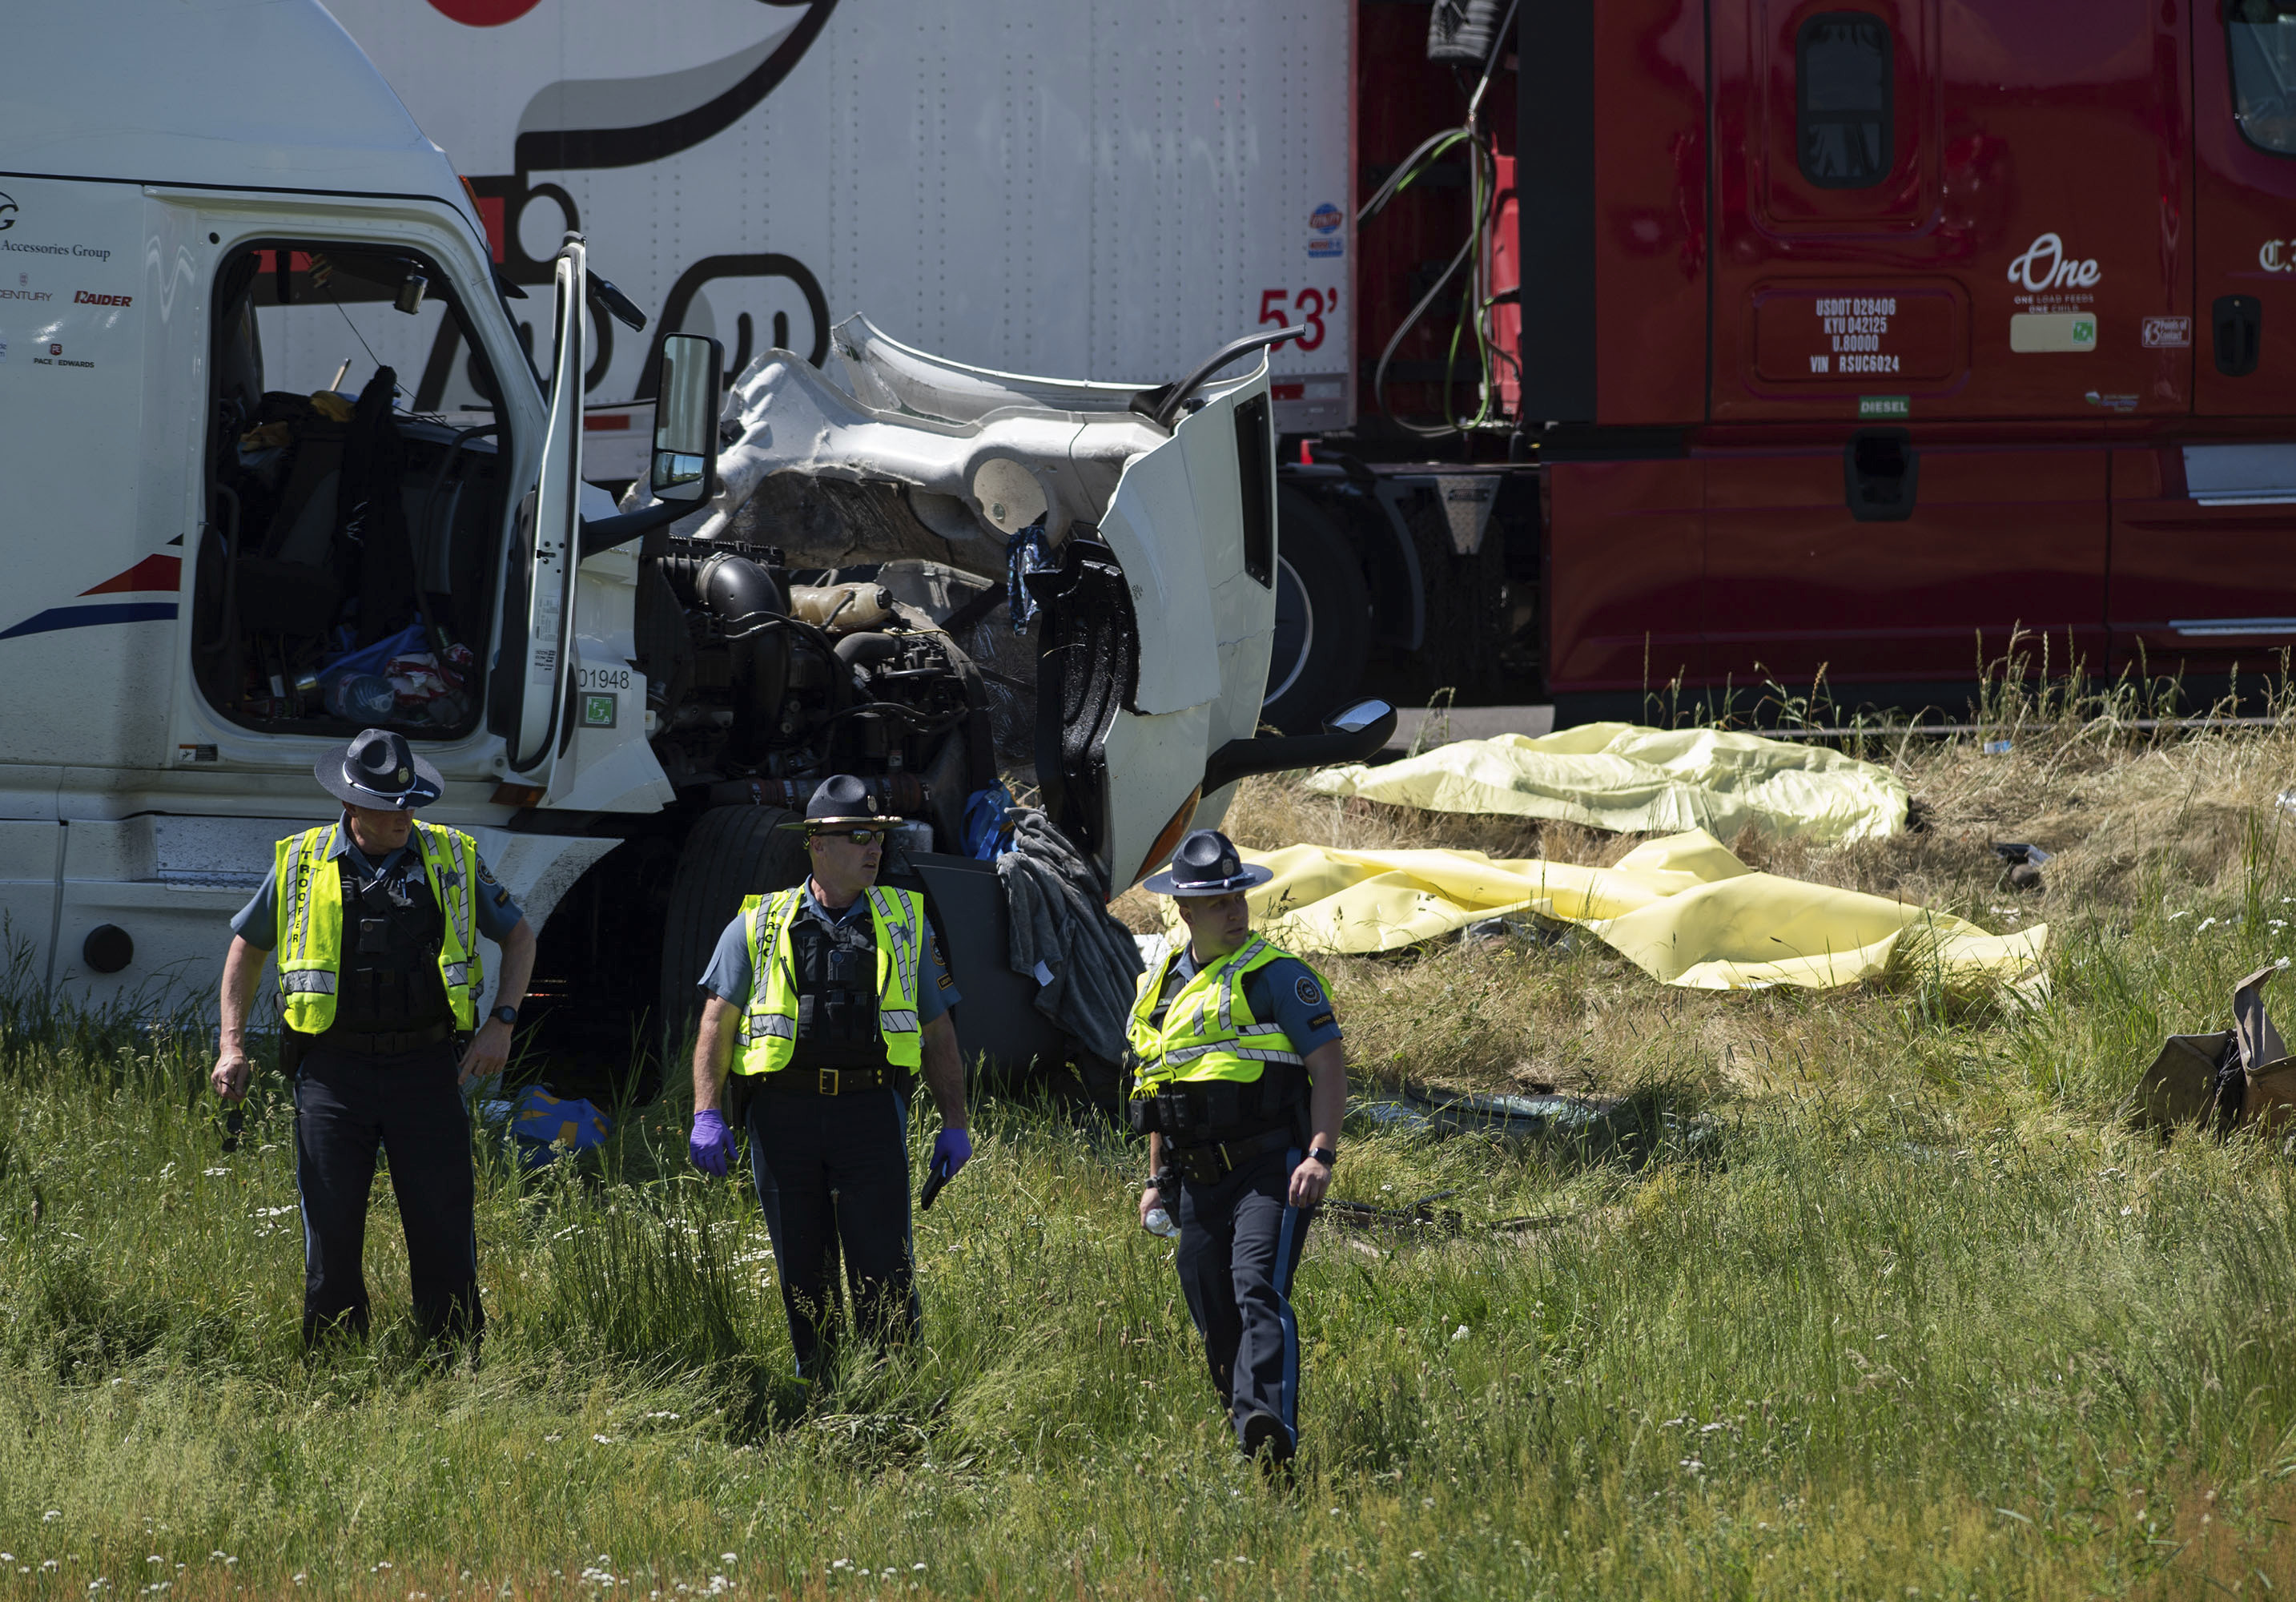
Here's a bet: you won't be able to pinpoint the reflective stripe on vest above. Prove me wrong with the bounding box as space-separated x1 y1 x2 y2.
1124 936 1323 1091
272 821 485 1035
736 884 927 1076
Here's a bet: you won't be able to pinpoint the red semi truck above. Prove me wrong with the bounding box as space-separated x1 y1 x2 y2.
1330 0 2296 723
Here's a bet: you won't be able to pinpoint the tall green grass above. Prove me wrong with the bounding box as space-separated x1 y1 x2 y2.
6 813 2296 1597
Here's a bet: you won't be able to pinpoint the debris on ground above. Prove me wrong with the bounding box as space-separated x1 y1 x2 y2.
480 1085 612 1169
1321 1188 1585 1239
2126 958 2296 1138
1346 1083 1710 1172
1204 829 2047 994
1993 841 2052 892
1303 722 1908 844
1321 1189 1467 1234
1354 1084 1633 1139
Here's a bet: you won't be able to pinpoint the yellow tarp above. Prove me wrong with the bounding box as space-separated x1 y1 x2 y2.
1304 723 1909 844
1201 831 2045 993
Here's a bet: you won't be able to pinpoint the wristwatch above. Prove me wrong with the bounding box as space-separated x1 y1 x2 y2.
489 1004 520 1027
1307 1146 1337 1168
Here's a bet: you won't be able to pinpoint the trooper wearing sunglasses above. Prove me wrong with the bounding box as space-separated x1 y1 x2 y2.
686 775 970 1376
1129 828 1348 1468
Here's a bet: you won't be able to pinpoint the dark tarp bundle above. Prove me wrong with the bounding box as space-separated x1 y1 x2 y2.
995 808 1143 1067
2126 959 2296 1138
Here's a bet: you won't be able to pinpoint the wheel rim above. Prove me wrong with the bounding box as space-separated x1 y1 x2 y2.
1267 554 1314 706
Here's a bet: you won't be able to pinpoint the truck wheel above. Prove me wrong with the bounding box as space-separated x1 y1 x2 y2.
657 805 808 1067
1262 485 1370 735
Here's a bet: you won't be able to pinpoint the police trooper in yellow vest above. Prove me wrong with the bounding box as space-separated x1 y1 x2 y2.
687 775 971 1375
1131 828 1347 1467
208 729 537 1349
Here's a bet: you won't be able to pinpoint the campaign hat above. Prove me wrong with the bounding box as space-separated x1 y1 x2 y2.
778 773 904 831
1139 828 1273 896
314 727 444 810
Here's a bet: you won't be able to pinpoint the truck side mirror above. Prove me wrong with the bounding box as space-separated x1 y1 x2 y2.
652 333 726 503
1323 698 1394 738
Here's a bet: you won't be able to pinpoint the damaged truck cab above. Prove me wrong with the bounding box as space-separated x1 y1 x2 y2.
0 0 1381 1081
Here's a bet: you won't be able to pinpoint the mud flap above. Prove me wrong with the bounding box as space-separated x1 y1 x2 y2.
886 851 1068 1082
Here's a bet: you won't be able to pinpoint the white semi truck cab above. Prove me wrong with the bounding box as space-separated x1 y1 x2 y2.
0 0 1388 1090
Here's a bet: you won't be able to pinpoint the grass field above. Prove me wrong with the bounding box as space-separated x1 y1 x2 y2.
6 709 2296 1599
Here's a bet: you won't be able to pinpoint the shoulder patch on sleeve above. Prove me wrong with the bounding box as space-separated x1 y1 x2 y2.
1307 1011 1336 1032
1293 972 1322 1008
476 859 499 885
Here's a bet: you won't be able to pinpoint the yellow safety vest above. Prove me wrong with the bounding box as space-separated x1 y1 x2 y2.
1126 936 1323 1093
273 820 483 1035
737 884 927 1076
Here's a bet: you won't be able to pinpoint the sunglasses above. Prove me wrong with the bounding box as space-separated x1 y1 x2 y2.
811 827 889 846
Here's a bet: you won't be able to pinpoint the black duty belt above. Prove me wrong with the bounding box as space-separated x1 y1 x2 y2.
312 1020 455 1057
1164 1124 1297 1185
758 1065 895 1097
1128 1064 1306 1140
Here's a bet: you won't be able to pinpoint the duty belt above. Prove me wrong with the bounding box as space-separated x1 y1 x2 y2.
759 1065 895 1097
1128 1064 1306 1140
312 1020 455 1057
1163 1124 1297 1185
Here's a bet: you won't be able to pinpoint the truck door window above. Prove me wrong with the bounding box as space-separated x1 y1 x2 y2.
193 243 511 740
1797 13 1893 188
2230 1 2296 155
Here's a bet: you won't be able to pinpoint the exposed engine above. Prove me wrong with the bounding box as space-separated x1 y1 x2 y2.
633 537 1000 849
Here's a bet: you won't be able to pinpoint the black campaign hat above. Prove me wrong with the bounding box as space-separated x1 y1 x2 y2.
1140 828 1273 896
777 773 903 831
314 727 443 810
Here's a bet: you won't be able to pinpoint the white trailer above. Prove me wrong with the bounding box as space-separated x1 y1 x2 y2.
0 0 1386 1084
317 0 1356 443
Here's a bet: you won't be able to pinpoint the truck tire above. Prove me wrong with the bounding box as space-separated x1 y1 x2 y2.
1262 485 1371 735
657 804 808 1066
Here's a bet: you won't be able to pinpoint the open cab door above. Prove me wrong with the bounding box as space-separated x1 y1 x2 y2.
491 236 720 800
493 235 588 787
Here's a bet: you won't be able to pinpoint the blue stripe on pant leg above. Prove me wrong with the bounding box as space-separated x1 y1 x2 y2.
294 1077 320 1303
1273 1148 1303 1447
894 1092 920 1338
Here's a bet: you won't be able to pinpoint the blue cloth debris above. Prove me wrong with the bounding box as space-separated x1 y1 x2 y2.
319 622 426 681
964 783 1018 859
480 1084 612 1170
1005 519 1055 635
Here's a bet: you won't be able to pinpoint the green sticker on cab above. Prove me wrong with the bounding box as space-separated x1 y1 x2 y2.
581 692 617 728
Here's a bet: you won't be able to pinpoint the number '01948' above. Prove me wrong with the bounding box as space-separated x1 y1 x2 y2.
1261 287 1337 351
577 665 632 691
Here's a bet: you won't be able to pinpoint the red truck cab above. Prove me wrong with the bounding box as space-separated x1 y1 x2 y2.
1507 0 2296 717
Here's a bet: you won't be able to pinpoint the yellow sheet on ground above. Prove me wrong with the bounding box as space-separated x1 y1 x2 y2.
1304 723 1908 843
1210 831 2045 992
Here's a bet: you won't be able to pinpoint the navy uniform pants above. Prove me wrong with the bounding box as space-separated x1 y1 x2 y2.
1175 1145 1313 1453
743 1085 918 1375
292 1039 483 1348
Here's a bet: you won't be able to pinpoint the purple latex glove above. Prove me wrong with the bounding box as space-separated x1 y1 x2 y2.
690 1109 734 1177
931 1127 972 1180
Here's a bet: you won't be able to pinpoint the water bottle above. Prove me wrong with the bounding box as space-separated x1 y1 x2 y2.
324 673 396 723
1144 1205 1180 1239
